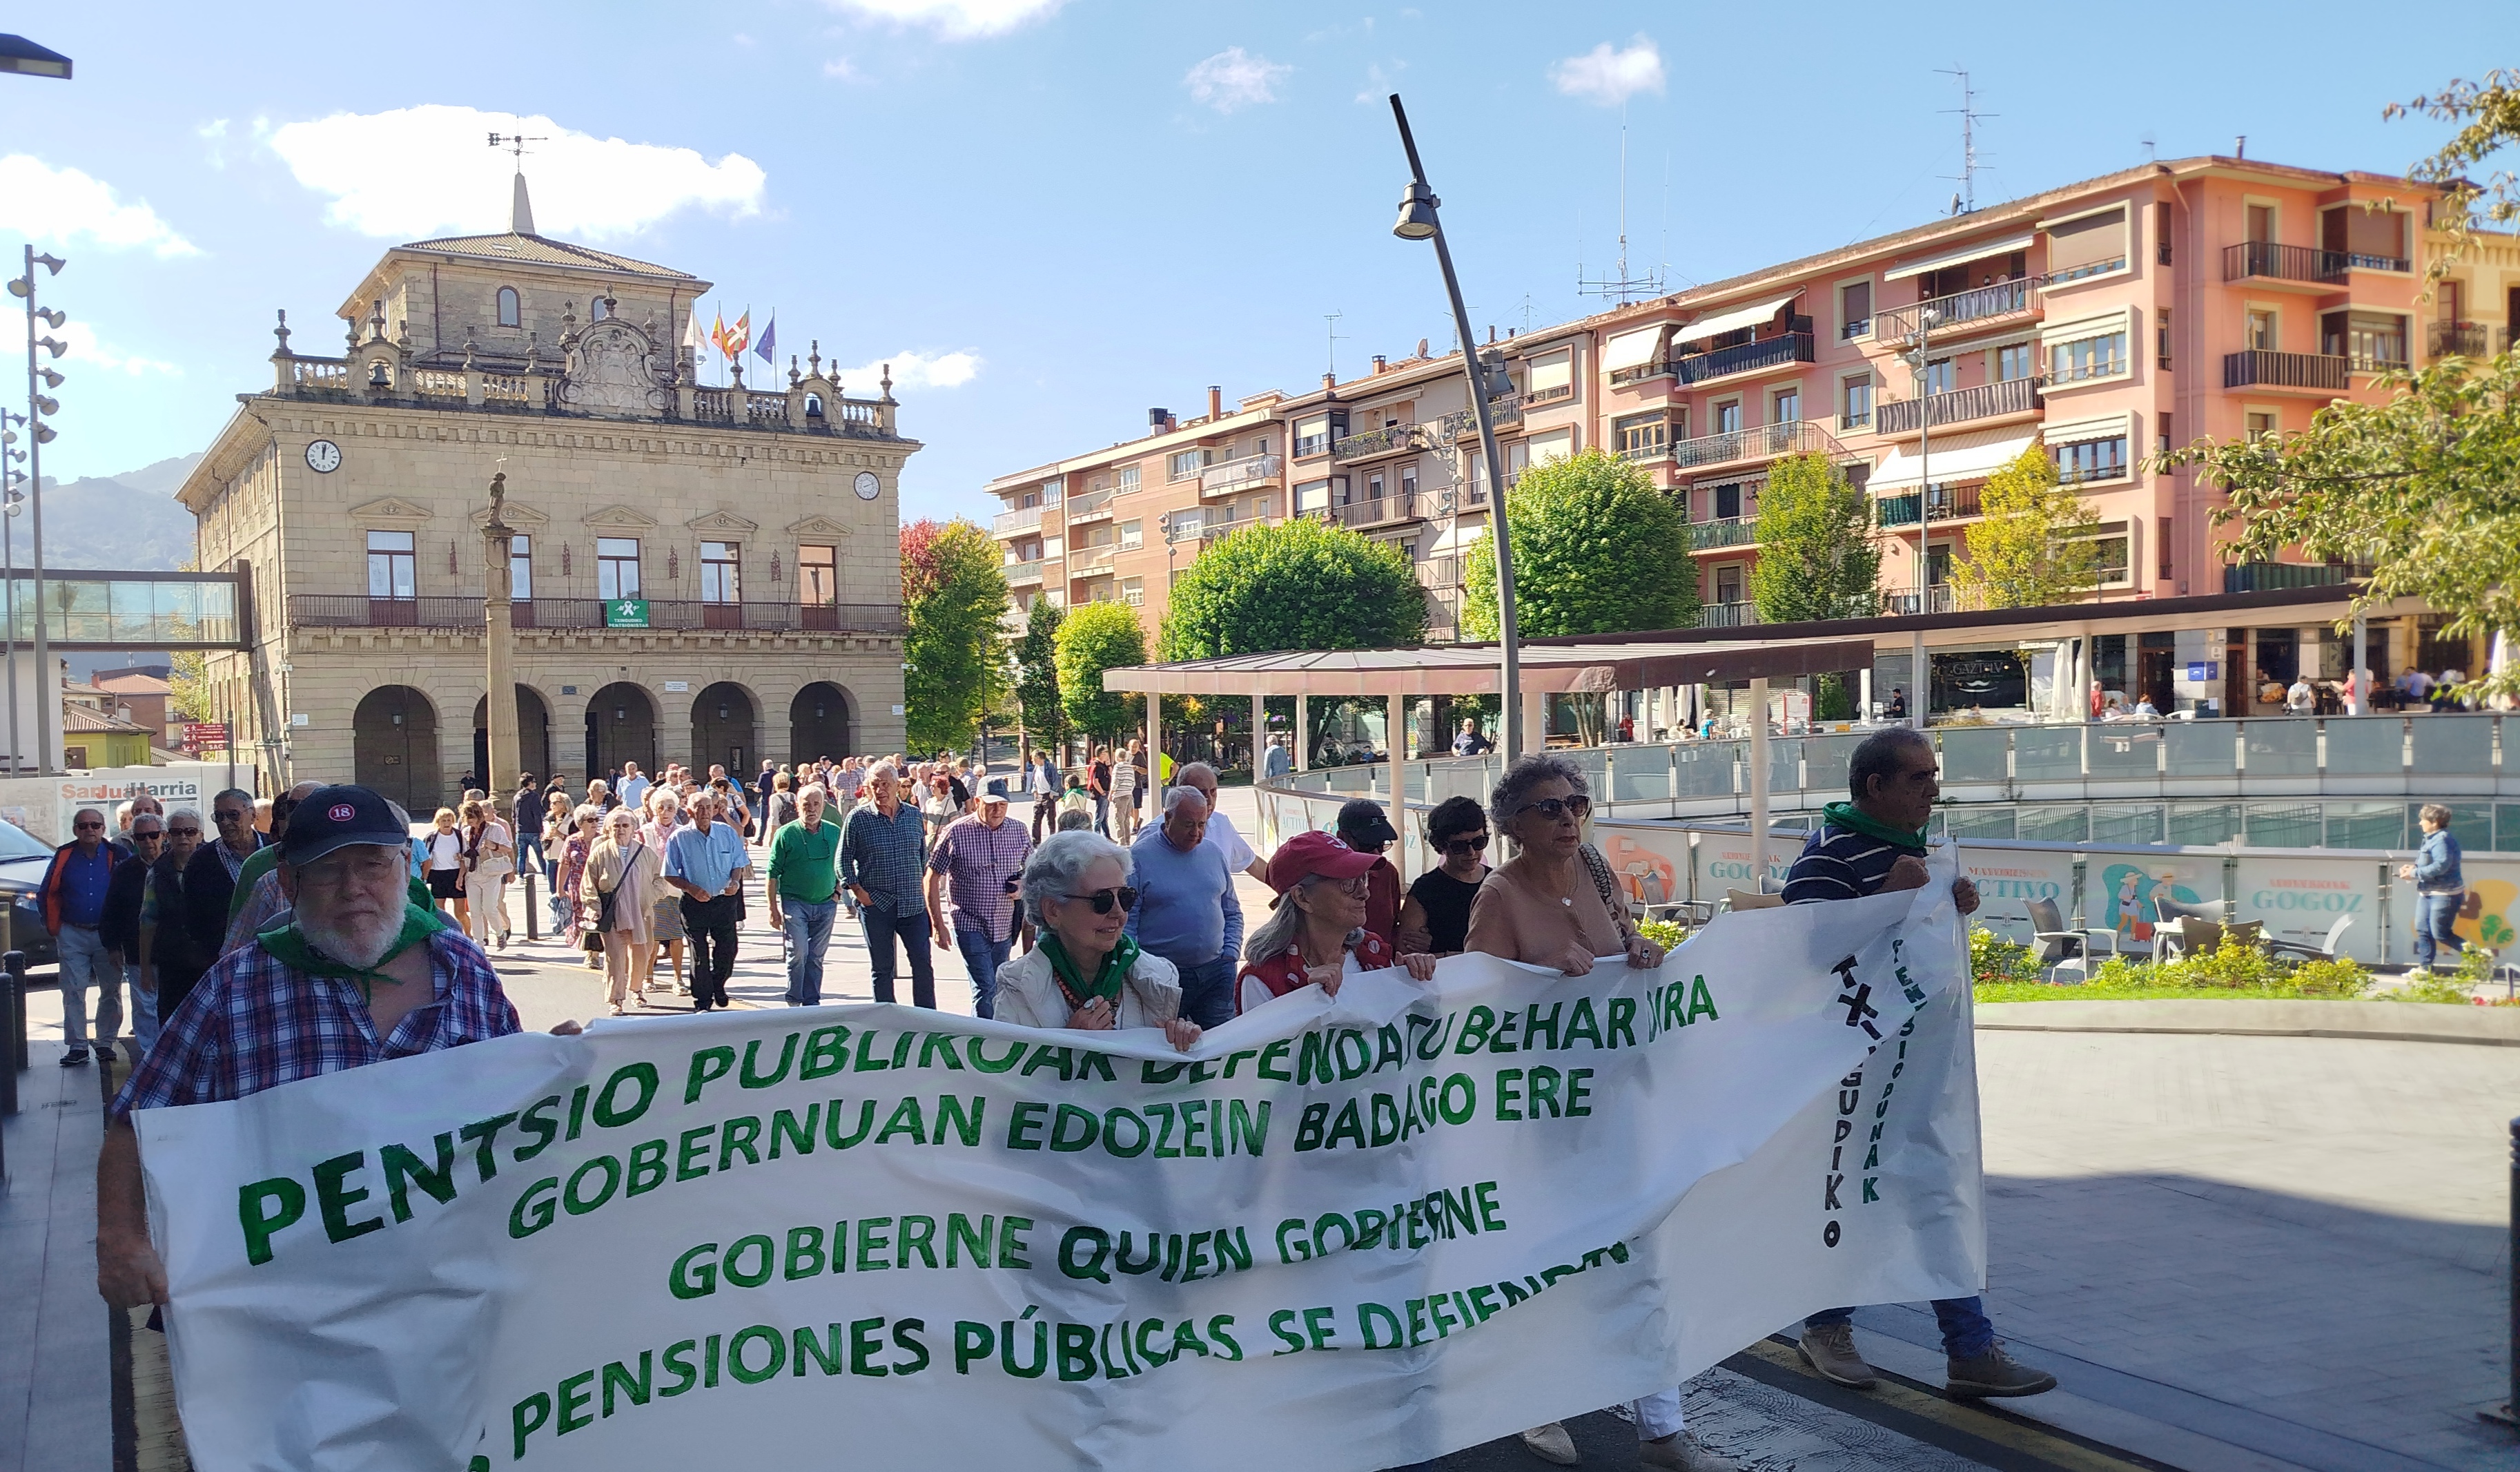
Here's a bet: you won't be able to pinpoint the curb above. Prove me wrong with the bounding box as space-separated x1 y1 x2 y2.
1975 997 2520 1047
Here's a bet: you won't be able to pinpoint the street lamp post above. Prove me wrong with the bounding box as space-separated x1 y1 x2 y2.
482 473 521 829
10 248 65 773
1899 309 1940 730
1 414 21 775
1387 93 1524 764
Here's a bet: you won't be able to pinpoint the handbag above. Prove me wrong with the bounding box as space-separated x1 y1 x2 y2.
1578 841 1624 918
593 843 643 936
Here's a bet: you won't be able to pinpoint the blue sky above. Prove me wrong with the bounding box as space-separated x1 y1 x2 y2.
0 1 2508 520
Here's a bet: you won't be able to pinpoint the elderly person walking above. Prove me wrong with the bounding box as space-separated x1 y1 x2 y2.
664 790 751 1013
994 829 1200 1052
766 784 845 1007
1463 755 1720 1471
841 762 939 1009
1172 761 1269 884
458 797 515 950
554 804 603 958
583 807 663 1015
926 789 1031 1018
641 787 691 995
1124 785 1244 1029
39 806 125 1065
1239 831 1434 1014
2400 803 2467 973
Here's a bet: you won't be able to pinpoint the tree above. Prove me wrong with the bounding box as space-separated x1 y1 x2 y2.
1054 599 1146 744
167 650 211 725
900 519 1010 755
2390 70 2520 283
1156 517 1426 661
1011 596 1066 758
1461 449 1697 639
2157 350 2520 702
1949 447 2100 610
1749 451 1880 623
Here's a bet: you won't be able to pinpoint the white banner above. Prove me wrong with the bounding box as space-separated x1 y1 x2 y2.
137 862 1982 1472
2233 854 2387 962
1956 845 2078 947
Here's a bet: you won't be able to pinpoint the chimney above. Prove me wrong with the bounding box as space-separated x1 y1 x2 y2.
1372 354 1387 375
1208 385 1223 420
1321 372 1336 391
1487 325 1497 343
1149 407 1172 432
2234 135 2246 159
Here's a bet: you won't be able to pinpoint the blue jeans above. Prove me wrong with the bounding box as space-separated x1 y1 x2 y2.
56 925 117 1051
953 919 1015 1019
2414 891 2465 971
517 834 543 877
1806 1297 1993 1359
128 962 159 1058
861 906 936 1009
1173 954 1238 1029
780 898 837 1006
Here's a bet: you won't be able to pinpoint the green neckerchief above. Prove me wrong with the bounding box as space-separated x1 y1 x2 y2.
1819 800 1930 855
257 902 450 1003
1039 933 1137 1008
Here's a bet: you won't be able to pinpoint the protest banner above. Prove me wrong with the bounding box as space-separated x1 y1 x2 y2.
136 859 1983 1471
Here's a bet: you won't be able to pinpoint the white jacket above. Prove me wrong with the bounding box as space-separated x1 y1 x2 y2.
993 943 1182 1032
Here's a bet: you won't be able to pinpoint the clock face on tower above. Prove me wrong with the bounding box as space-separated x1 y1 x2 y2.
854 471 880 501
304 439 342 474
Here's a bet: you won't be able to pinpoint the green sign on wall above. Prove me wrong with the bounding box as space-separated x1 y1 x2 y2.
604 599 650 628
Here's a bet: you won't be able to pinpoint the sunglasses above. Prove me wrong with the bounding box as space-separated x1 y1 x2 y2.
74 821 103 831
1062 886 1138 915
1443 833 1491 854
168 826 201 837
1521 795 1592 823
133 830 164 841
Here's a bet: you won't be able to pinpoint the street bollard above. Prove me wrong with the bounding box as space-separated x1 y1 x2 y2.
523 871 540 942
0 951 18 1119
2508 1117 2519 1426
3 951 23 1076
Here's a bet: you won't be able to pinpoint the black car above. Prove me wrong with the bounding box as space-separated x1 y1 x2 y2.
0 819 64 971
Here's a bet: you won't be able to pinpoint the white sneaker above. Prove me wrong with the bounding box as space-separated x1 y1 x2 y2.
1518 1422 1580 1465
1639 1431 1739 1471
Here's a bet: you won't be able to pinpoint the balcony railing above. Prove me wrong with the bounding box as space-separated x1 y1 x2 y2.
1696 601 1759 629
2222 241 2410 284
2223 349 2351 391
1200 453 1282 493
993 505 1044 536
287 595 902 633
1872 277 2041 342
1415 556 1462 590
1064 487 1116 524
1669 419 1846 472
1874 374 2041 434
1880 585 1957 617
2222 561 2368 593
1671 325 1815 385
1688 517 1757 551
1005 559 1046 586
1838 408 1871 432
1430 394 1525 444
1875 484 1984 528
1614 441 1668 463
2430 321 2489 358
1334 424 1423 463
1068 546 1116 576
1840 317 1871 340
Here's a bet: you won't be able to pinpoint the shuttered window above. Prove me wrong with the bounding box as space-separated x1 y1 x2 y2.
2046 206 2128 282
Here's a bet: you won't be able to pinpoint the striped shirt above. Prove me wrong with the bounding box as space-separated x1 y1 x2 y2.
927 813 1031 940
1781 820 1915 905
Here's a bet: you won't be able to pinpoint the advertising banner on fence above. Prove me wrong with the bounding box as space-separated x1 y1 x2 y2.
1956 844 2079 947
2233 855 2389 963
137 869 1982 1472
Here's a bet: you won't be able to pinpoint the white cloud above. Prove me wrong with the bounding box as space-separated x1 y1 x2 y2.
197 119 231 170
1184 47 1291 114
0 156 197 258
52 321 181 377
266 106 765 240
822 57 865 81
1550 37 1664 107
830 349 981 391
823 0 1065 39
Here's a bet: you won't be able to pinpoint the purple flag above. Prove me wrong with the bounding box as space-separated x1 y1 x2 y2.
754 316 776 366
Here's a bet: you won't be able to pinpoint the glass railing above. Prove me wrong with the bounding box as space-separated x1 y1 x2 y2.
1 574 243 646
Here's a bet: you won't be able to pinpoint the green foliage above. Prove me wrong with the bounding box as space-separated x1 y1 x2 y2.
1972 929 2375 1002
1158 517 1426 661
1012 597 1066 755
900 519 1010 755
1637 918 1690 953
1054 600 1147 742
2388 70 2520 283
1749 452 1879 622
2156 351 2520 706
1814 672 1855 722
1462 449 1697 639
1950 448 2100 610
168 648 211 726
1970 927 2044 986
2386 948 2492 1004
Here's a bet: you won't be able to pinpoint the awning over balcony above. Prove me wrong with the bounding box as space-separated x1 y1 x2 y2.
1882 231 2034 282
1868 427 2038 492
1673 291 1801 345
1603 325 1669 371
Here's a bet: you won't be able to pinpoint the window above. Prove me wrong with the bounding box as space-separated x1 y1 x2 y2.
597 537 641 601
2159 412 2174 456
2246 309 2277 351
2053 435 2129 484
1294 415 1333 458
1839 280 1873 339
1019 492 1038 510
2156 202 2175 265
1525 351 1574 403
2323 311 2408 371
1120 577 1144 608
700 541 741 604
1399 463 1418 499
366 530 416 600
2159 516 2174 578
2323 204 2407 267
1526 428 1574 467
1996 344 2035 382
1713 400 1742 435
2245 412 2278 443
1614 412 1669 458
496 287 520 328
2073 521 2133 585
1295 478 1334 513
799 545 838 606
1365 471 1384 503
1772 387 1801 423
1713 564 1744 604
590 298 610 321
1922 358 1956 396
1169 448 1209 481
1113 465 1139 495
1840 376 1873 429
1044 476 1065 504
2049 329 2128 384
1714 483 1744 520
2046 205 2129 283
2157 309 2173 370
1118 519 1143 550
508 533 532 602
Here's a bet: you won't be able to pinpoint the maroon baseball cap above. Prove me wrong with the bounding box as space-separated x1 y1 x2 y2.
1264 830 1380 895
281 785 407 865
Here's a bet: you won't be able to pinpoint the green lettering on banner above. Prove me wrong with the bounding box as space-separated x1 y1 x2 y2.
659 1341 698 1397
592 1063 659 1127
1227 1100 1271 1156
875 1098 926 1145
1606 996 1639 1047
312 1152 384 1243
1005 1101 1048 1151
741 1034 799 1089
728 1325 785 1383
1564 996 1603 1049
798 1025 849 1080
768 1105 819 1160
237 1176 306 1266
625 1140 668 1196
826 1100 877 1150
511 1096 562 1161
918 1032 965 1070
556 1369 594 1433
458 1112 515 1181
1455 1006 1496 1053
684 1047 734 1105
968 1036 1026 1074
1258 1038 1295 1080
669 1242 718 1299
718 1116 763 1170
946 1213 992 1266
600 1352 651 1417
509 1178 558 1239
794 1323 845 1377
899 1215 939 1268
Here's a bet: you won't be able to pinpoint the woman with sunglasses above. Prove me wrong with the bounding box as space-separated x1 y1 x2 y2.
1398 795 1491 957
554 804 604 966
993 830 1201 1052
1238 831 1438 1015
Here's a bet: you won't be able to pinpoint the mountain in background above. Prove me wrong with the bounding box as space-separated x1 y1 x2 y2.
26 453 199 571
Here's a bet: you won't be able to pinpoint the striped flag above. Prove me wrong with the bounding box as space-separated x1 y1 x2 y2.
725 309 751 359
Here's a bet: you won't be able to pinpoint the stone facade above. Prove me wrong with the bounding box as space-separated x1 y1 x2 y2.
177 177 913 809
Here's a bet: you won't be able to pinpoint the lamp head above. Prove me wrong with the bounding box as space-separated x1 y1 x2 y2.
33 253 63 277
37 338 64 360
1391 182 1440 241
32 395 57 417
31 423 53 445
4 279 25 300
35 307 64 329
38 369 60 389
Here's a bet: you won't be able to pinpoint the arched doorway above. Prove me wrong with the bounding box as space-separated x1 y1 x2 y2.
692 682 759 777
473 685 554 792
790 682 854 766
353 685 440 813
584 683 657 783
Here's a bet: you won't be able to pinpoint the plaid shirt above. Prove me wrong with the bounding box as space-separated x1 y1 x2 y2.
109 929 520 1123
840 801 928 917
927 813 1031 941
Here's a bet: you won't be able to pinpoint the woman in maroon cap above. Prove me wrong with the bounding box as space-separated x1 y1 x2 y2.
1237 831 1435 1015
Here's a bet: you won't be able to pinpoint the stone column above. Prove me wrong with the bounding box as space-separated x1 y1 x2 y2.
483 475 521 826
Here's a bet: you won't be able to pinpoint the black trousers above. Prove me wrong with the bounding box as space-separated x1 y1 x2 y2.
681 894 739 1009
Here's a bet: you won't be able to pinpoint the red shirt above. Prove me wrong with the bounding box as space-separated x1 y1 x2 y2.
1363 857 1400 953
1237 929 1395 1014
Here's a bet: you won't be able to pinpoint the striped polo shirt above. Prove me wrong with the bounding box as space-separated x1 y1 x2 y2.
1781 820 1916 905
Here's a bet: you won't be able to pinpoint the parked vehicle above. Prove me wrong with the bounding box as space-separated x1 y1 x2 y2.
0 818 62 971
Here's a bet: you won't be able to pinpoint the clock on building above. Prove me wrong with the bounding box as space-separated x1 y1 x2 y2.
304 439 342 474
854 470 880 500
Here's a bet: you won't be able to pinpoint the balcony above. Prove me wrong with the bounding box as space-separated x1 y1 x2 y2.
1871 276 2041 343
1005 558 1046 587
2430 321 2489 358
1064 487 1116 525
2222 561 2367 594
1415 555 1462 590
1696 601 1759 629
1874 374 2041 436
1068 545 1116 577
993 505 1045 537
1688 517 1757 551
2221 241 2410 287
1668 419 1848 473
1430 394 1525 443
1671 325 1815 386
1334 424 1423 463
2222 349 2351 392
1200 453 1282 494
1874 484 1982 528
286 595 902 634
1881 585 1956 617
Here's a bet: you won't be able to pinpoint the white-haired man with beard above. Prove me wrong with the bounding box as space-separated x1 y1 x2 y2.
94 784 579 1310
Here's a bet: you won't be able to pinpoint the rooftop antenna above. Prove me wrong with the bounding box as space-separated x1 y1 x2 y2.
1937 67 1994 215
488 126 548 234
487 128 545 166
2140 132 2158 163
1323 310 1347 380
1576 101 1665 304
